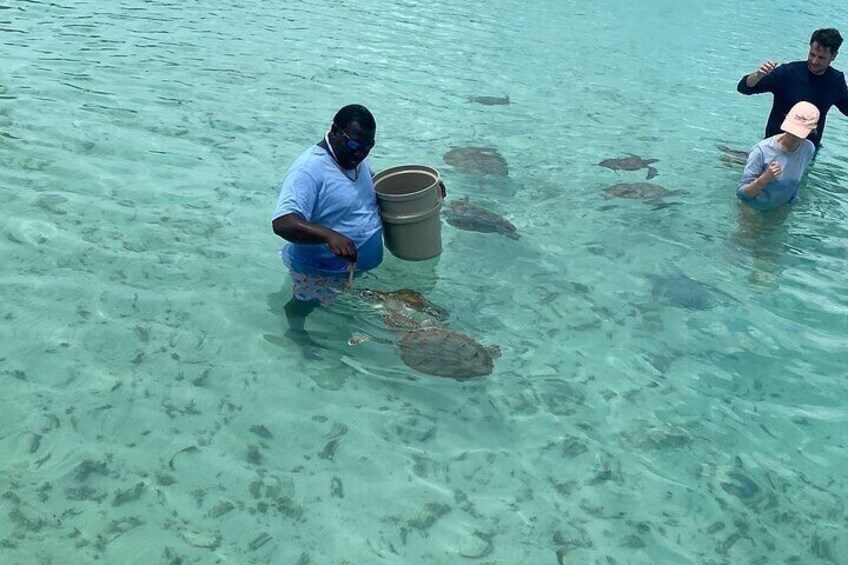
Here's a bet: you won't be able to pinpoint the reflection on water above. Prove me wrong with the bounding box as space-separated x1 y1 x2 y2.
732 202 792 290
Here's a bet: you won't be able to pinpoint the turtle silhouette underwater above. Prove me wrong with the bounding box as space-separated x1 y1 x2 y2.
649 275 735 310
442 197 520 239
348 322 501 380
716 144 749 167
602 182 687 204
467 94 510 106
354 288 449 323
443 146 509 177
699 456 769 511
598 153 659 180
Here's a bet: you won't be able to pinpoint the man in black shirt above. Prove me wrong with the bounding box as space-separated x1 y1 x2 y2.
738 28 848 148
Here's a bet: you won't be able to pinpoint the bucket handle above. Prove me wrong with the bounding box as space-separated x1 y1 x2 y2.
438 180 446 198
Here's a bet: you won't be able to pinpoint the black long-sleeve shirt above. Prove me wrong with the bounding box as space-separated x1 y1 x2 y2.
737 61 848 148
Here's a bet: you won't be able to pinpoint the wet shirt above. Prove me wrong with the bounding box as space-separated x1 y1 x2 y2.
737 61 848 148
737 136 815 210
273 146 383 276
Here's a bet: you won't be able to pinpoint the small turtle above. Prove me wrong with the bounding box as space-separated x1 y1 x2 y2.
650 275 720 310
443 146 509 177
356 288 449 322
598 153 659 180
716 144 749 167
442 197 520 239
700 456 768 511
349 326 501 380
602 182 687 203
467 94 510 106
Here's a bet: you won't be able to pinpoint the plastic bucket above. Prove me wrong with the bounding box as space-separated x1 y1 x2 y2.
373 165 444 261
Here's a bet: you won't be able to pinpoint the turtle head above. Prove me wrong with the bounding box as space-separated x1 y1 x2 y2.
358 289 381 302
485 345 502 359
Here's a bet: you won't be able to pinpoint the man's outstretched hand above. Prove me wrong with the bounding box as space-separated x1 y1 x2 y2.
325 231 357 262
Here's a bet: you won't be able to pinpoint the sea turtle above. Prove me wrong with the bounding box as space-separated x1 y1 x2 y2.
349 325 501 380
597 153 659 180
442 197 520 239
355 288 449 323
467 94 510 106
716 144 749 167
443 146 509 177
698 456 769 511
602 182 687 203
650 275 721 310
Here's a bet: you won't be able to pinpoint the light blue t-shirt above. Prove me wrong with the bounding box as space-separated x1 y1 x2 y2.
736 135 815 210
272 145 383 276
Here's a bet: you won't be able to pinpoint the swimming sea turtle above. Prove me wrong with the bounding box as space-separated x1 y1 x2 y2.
598 153 659 180
349 325 501 380
650 275 721 310
442 197 520 239
602 182 687 203
355 288 450 322
716 144 749 167
443 146 509 177
467 94 510 106
699 456 769 511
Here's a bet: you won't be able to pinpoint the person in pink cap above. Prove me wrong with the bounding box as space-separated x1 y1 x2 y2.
737 101 819 210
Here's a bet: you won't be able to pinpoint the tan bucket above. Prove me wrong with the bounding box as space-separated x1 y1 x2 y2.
373 165 444 261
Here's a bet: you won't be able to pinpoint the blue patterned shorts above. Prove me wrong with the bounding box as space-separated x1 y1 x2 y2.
290 271 347 305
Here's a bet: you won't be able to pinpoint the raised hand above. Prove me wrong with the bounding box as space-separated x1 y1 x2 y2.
762 161 782 182
757 60 778 75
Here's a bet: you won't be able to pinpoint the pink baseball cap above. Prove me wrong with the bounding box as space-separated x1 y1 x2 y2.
781 101 820 138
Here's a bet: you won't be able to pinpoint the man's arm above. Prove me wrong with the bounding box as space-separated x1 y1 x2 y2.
273 213 357 262
836 78 848 116
737 60 778 94
271 165 358 261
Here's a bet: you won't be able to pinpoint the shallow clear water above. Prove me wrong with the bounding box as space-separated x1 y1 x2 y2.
2 0 848 563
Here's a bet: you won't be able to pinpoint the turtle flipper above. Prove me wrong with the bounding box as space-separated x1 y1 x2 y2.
646 166 658 180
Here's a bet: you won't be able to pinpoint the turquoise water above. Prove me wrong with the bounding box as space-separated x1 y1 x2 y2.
3 0 848 562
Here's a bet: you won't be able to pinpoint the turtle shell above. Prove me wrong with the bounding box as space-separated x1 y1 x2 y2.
443 199 519 239
386 289 449 321
359 289 449 322
651 276 718 310
396 327 498 380
604 183 666 199
443 146 509 177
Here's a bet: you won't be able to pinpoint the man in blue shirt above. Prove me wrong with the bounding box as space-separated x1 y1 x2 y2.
737 28 848 148
272 105 383 348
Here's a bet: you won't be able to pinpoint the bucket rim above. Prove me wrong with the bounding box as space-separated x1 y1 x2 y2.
374 164 441 200
373 164 440 180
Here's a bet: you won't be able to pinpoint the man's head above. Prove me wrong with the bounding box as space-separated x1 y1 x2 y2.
807 28 842 75
328 104 376 170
